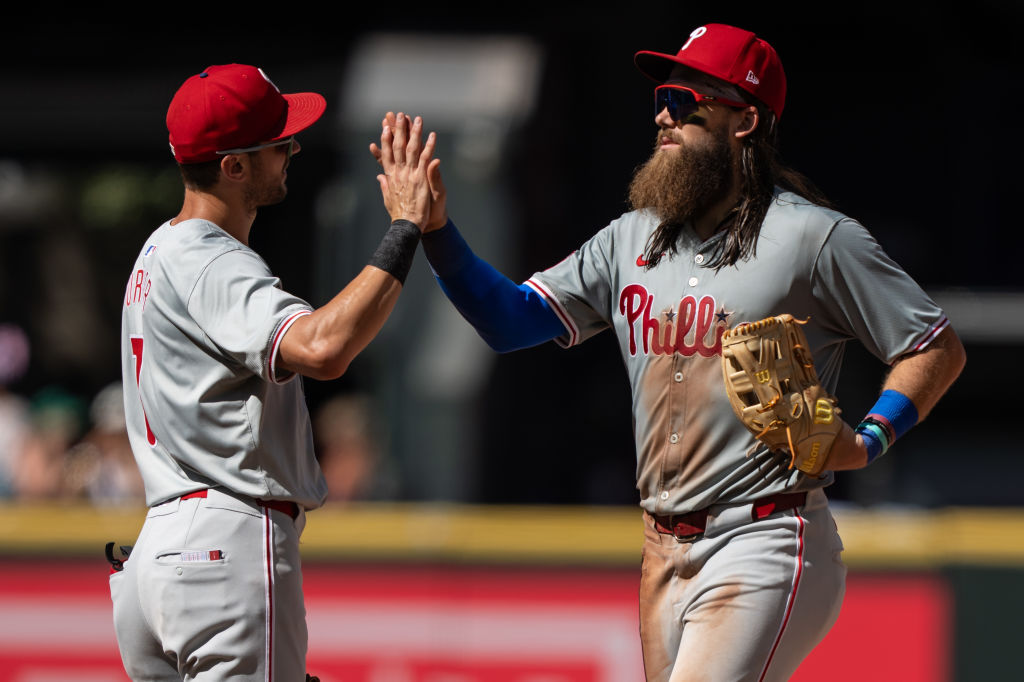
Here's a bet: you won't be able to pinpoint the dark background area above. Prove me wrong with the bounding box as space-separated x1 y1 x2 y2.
0 5 1018 507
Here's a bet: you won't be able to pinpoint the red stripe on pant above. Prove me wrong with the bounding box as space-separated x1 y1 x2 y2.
757 513 806 682
263 509 275 681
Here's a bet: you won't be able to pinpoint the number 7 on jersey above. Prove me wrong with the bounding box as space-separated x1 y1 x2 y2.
129 335 158 446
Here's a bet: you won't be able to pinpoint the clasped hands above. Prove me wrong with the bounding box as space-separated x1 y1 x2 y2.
370 112 448 232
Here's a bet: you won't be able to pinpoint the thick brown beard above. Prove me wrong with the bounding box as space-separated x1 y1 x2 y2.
627 127 734 228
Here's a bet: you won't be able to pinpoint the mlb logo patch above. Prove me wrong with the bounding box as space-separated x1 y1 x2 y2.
144 245 157 257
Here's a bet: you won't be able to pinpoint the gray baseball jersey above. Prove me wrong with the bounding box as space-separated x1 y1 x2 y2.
527 190 948 516
120 218 328 509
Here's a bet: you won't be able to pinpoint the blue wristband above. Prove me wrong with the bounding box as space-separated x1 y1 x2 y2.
869 389 919 441
856 389 918 464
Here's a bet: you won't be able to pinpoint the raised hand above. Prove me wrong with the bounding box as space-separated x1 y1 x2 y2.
374 112 436 231
371 112 447 232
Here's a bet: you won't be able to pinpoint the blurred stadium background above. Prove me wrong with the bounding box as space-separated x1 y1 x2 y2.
0 5 1020 680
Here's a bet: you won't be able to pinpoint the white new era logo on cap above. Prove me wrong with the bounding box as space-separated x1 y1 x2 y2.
746 70 760 85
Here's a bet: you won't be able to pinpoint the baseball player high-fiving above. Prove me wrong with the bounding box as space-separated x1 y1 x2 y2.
378 24 967 681
112 64 436 680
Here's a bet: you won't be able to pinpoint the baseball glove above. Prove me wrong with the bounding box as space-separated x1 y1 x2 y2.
720 314 842 476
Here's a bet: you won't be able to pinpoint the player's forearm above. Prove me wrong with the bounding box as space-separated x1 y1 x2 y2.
881 325 966 421
278 219 424 379
278 267 404 380
830 326 966 471
422 220 565 351
822 422 867 470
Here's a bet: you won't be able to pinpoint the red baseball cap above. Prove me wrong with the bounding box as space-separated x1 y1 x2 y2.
166 64 327 164
635 24 786 119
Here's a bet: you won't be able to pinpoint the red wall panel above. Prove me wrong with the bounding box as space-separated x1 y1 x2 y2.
0 561 949 681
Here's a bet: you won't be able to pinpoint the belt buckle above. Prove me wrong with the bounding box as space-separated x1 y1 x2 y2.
653 511 706 542
668 516 705 543
672 529 703 543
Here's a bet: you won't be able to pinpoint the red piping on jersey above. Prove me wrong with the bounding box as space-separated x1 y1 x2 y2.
887 316 949 367
913 316 949 352
524 278 578 346
757 512 806 682
268 310 312 382
263 509 275 681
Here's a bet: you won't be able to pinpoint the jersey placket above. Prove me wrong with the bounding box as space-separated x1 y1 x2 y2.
660 352 687 513
656 246 708 514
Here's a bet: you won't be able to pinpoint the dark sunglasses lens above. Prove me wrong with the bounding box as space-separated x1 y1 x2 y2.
656 88 698 121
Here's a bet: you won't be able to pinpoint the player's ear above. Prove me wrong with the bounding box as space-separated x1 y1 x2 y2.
733 106 759 139
219 154 248 183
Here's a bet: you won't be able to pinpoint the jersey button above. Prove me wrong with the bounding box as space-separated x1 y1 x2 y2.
687 276 698 287
660 491 669 500
669 433 679 444
673 371 683 382
695 254 705 264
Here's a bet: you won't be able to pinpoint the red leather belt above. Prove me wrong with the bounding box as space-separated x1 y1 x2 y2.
653 491 808 541
180 489 300 520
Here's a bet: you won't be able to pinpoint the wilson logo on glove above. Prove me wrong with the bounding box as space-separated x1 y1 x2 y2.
720 314 843 476
814 399 835 425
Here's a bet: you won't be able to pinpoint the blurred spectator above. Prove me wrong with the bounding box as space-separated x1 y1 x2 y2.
63 381 144 505
313 393 395 502
12 386 85 499
0 323 32 498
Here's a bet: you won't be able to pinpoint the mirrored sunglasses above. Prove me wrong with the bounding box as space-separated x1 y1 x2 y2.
654 85 748 122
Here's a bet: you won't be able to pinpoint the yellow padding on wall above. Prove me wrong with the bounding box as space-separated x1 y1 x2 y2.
2 502 1023 568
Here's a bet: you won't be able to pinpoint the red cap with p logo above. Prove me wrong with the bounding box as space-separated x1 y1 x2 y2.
166 64 326 163
635 24 786 119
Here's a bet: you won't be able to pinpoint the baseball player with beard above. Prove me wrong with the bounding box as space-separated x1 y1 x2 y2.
113 64 436 680
374 24 966 682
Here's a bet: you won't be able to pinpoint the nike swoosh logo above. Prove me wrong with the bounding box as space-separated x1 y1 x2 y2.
636 254 650 267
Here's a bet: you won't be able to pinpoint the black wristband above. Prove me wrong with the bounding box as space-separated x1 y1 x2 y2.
368 219 422 284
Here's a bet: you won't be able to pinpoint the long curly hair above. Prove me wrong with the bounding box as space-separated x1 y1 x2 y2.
642 101 835 271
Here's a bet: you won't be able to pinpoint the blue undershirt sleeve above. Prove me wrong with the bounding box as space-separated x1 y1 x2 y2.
420 219 566 352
